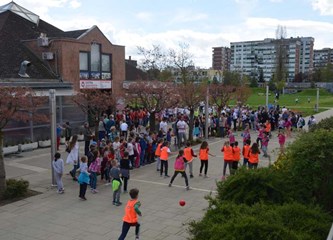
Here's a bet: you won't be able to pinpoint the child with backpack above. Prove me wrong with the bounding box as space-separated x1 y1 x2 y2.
110 160 122 206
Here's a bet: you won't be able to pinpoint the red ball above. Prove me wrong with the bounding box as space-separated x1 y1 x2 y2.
179 199 186 206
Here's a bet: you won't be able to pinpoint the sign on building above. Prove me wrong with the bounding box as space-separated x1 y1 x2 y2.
80 80 112 89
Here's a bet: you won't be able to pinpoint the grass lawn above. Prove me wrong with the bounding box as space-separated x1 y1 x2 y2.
244 88 333 116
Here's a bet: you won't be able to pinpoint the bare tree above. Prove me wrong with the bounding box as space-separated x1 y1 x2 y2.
169 43 203 141
137 45 172 81
0 87 47 195
125 81 179 131
72 89 116 137
210 83 234 115
234 85 252 107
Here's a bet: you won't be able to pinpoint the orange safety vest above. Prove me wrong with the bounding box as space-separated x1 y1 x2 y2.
155 143 162 157
199 148 209 161
184 147 193 162
242 145 250 158
123 199 138 223
265 123 271 132
222 146 233 161
160 146 169 161
233 146 241 161
248 150 260 164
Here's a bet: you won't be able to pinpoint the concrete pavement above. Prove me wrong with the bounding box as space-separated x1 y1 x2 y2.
1 108 333 240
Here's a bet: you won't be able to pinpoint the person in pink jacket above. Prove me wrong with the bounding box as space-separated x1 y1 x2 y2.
168 150 190 190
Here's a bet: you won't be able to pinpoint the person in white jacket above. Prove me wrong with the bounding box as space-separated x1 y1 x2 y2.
66 135 79 181
53 152 64 194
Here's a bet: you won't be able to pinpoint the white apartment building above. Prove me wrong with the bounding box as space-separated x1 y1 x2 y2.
314 48 333 68
230 37 314 82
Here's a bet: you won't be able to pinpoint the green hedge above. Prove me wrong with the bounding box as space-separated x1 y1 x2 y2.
3 179 29 199
277 129 333 212
309 116 333 132
214 167 297 206
189 202 332 240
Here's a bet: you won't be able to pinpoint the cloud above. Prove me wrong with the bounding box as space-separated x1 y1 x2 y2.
135 12 153 21
312 0 333 15
69 0 81 9
167 9 208 25
0 0 80 15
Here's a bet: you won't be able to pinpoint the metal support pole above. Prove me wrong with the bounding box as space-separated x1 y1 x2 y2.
59 96 63 124
266 85 269 109
49 89 56 186
316 87 319 112
205 85 209 139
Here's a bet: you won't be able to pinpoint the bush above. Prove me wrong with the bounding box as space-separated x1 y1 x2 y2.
278 129 333 212
308 116 333 132
214 167 296 206
188 201 332 240
3 179 29 199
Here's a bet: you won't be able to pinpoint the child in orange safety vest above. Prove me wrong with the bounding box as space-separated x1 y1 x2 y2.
221 140 233 180
184 141 197 178
118 188 142 240
248 143 261 169
231 141 241 174
155 139 164 172
199 141 215 178
160 141 174 178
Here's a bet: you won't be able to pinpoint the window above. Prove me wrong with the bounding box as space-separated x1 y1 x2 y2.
79 52 89 71
102 54 111 80
79 44 112 81
91 43 101 72
102 54 111 72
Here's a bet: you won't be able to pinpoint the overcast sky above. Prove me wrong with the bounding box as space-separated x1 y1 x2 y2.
2 0 333 68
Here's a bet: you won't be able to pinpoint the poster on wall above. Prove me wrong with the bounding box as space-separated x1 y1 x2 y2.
102 72 111 80
80 71 89 79
80 80 112 89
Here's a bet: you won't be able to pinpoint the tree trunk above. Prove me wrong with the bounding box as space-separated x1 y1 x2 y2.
188 109 194 142
149 112 156 132
0 130 7 196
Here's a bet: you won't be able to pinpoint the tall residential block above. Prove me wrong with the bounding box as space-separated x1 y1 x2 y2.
230 37 314 82
212 47 231 71
314 48 333 68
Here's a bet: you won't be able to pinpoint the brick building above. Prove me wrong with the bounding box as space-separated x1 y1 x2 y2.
0 1 126 144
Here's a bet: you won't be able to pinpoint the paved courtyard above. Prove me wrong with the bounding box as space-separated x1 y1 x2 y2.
1 109 332 240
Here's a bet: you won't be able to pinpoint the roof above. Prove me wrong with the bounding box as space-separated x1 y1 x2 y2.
0 11 63 79
125 61 148 81
0 1 39 25
0 6 89 80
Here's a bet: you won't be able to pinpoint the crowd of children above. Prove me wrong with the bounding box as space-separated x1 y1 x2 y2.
51 109 292 239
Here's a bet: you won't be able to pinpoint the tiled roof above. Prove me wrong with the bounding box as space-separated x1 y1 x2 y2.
125 62 148 81
0 9 87 79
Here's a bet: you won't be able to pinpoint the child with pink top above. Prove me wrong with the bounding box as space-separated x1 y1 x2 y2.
168 149 190 190
278 129 286 154
88 149 101 193
228 129 235 144
256 124 265 148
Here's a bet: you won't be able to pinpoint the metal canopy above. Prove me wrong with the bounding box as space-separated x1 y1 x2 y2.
0 1 39 25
